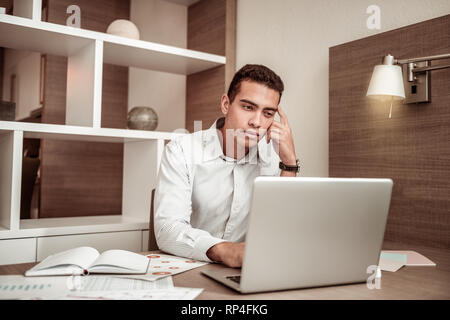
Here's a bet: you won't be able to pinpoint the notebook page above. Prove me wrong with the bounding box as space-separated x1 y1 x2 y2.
88 250 149 273
32 247 99 271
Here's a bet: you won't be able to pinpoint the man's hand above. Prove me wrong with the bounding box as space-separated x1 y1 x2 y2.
266 105 297 166
206 242 245 268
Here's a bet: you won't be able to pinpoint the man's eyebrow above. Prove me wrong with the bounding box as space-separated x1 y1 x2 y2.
239 99 278 112
240 99 259 107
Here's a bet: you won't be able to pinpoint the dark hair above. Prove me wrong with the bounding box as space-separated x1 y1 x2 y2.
227 64 284 104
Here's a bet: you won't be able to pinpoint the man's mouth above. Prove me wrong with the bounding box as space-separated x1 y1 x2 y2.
244 131 259 138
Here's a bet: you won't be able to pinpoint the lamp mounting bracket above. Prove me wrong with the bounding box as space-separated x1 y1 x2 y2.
402 61 430 104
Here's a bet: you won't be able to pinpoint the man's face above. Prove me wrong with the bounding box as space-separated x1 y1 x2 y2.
221 80 280 153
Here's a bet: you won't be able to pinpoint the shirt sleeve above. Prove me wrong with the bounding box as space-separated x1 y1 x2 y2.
154 139 226 262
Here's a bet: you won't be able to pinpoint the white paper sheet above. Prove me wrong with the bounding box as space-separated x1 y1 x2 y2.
58 287 203 300
77 275 173 291
378 250 436 272
0 274 175 300
121 253 208 282
378 258 404 272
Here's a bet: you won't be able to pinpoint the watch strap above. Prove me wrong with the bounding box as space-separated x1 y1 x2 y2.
279 159 300 173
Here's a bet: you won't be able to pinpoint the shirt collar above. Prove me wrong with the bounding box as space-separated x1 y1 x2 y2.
201 119 224 162
201 117 273 164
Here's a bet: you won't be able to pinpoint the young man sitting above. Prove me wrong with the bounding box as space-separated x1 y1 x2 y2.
154 64 298 268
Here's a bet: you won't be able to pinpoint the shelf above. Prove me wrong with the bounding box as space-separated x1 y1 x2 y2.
103 36 224 74
0 121 184 142
0 215 148 239
0 14 94 56
0 14 225 75
163 0 201 6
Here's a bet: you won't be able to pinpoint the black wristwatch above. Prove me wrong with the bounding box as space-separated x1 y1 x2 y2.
279 159 300 173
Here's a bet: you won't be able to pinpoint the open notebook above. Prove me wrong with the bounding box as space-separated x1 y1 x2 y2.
25 247 150 276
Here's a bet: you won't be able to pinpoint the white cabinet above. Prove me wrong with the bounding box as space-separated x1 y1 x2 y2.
0 230 146 265
0 2 223 264
0 238 36 265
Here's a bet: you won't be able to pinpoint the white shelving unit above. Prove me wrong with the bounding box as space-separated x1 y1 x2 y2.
0 1 225 265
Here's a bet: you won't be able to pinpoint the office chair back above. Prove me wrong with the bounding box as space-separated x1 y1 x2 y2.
148 189 158 250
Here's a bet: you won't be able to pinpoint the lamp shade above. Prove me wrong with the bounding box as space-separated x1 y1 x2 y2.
366 65 405 100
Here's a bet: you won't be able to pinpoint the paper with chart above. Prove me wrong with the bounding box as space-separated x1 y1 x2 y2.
0 274 173 299
0 275 70 300
78 275 173 291
56 287 204 300
146 253 208 281
48 275 201 300
120 253 208 282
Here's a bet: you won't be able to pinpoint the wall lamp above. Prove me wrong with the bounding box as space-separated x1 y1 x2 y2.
366 53 450 117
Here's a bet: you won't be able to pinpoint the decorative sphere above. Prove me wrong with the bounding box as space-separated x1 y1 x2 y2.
127 107 158 131
106 19 140 40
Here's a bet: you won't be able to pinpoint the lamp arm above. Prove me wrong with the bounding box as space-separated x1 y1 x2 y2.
412 64 450 73
395 53 450 64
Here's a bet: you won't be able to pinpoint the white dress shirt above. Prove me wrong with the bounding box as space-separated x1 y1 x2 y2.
154 118 281 262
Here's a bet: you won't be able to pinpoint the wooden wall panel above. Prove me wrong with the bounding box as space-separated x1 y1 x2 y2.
186 0 236 132
188 0 225 56
186 66 224 132
40 141 124 217
41 55 66 124
329 15 450 249
0 47 3 101
224 0 236 89
39 0 129 218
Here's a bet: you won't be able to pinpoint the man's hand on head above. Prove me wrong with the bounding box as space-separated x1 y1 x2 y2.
266 105 297 165
206 242 245 268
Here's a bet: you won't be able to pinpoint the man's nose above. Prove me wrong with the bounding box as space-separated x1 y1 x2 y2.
249 112 263 128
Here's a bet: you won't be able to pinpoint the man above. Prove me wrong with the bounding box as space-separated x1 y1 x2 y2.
154 64 298 268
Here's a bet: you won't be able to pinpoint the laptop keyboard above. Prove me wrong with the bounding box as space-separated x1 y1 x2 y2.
226 275 241 284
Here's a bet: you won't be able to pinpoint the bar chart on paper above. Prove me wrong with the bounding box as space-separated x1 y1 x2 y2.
0 283 50 291
0 276 69 299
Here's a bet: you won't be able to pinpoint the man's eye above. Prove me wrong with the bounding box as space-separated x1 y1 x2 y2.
243 105 253 110
264 112 274 117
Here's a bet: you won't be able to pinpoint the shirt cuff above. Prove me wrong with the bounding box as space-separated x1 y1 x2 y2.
194 236 227 262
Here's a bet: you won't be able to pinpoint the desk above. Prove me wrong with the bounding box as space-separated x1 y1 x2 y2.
1 242 448 299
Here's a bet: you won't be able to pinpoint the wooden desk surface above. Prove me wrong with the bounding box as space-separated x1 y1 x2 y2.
1 242 448 299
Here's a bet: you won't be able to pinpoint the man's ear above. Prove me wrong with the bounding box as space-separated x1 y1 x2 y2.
220 94 230 115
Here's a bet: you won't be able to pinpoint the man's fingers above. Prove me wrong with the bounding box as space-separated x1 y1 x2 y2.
269 131 280 142
270 121 284 129
269 128 281 135
270 119 281 127
267 127 282 143
278 105 288 126
271 122 292 137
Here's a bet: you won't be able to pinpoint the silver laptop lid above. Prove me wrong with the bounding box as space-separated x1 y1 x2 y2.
240 177 393 293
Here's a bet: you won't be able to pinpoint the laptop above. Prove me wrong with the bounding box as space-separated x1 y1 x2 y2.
201 177 393 293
